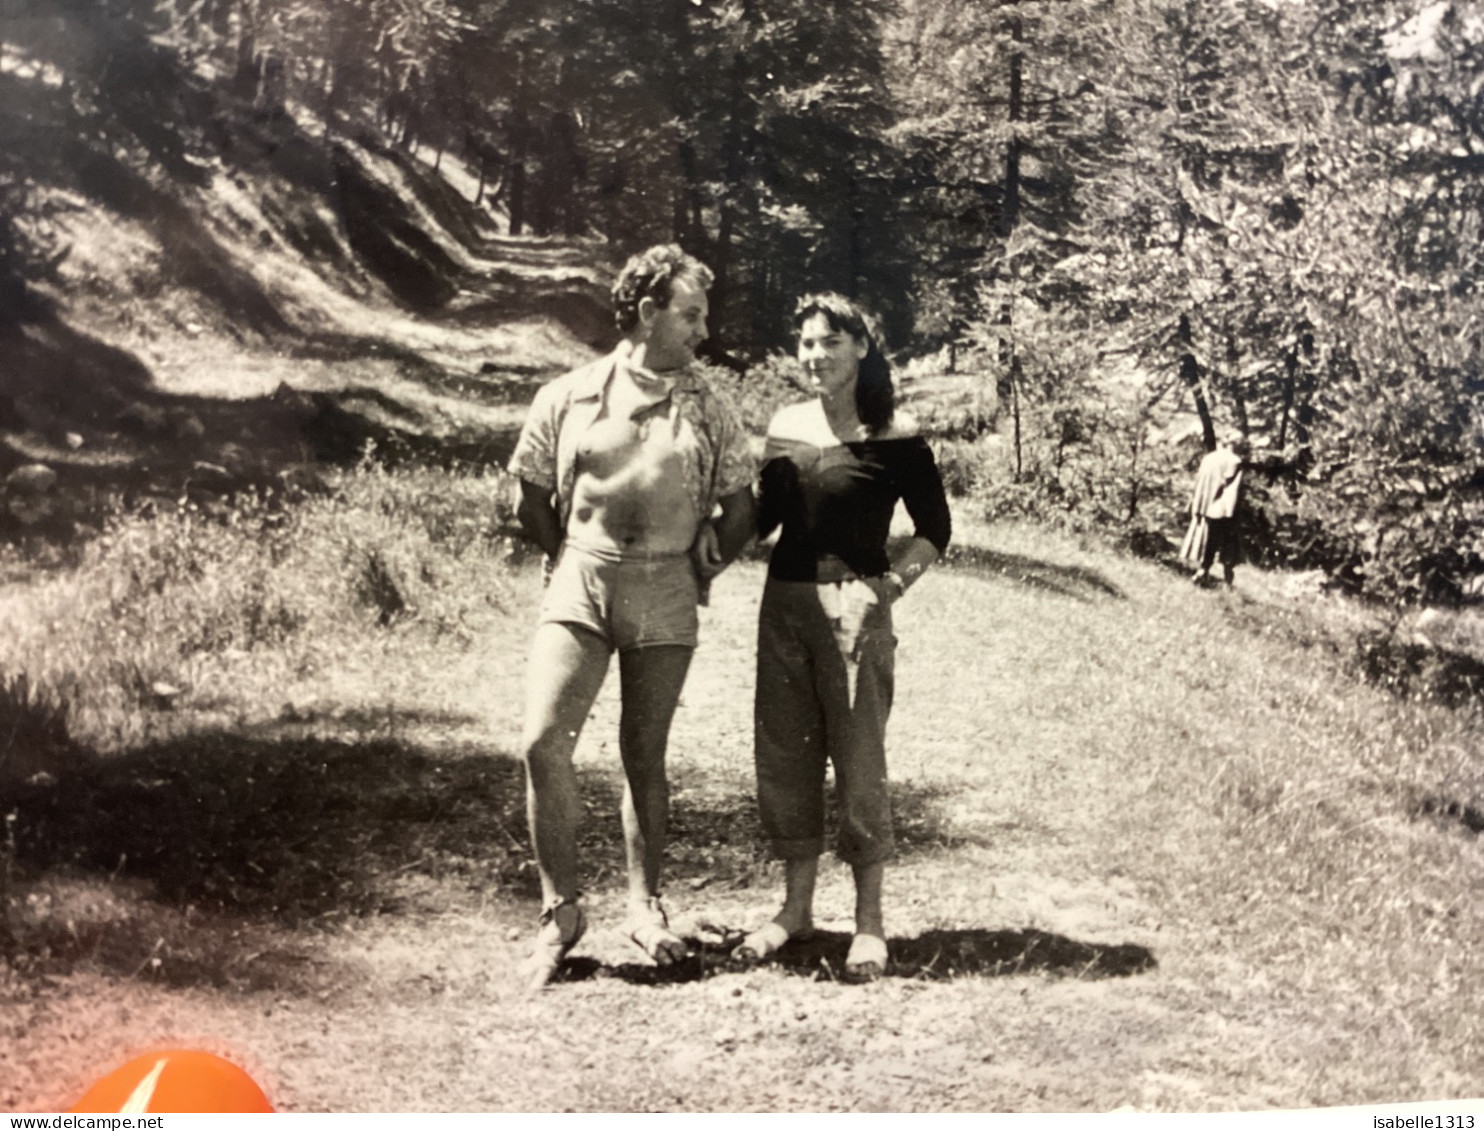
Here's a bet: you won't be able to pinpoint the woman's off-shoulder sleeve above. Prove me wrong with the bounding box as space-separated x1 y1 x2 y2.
755 413 803 542
900 437 952 555
755 455 792 542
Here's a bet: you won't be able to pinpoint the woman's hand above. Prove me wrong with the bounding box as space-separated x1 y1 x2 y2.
866 571 906 605
836 575 899 657
689 520 726 581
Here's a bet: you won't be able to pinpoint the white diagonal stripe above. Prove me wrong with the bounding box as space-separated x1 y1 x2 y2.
118 1057 169 1113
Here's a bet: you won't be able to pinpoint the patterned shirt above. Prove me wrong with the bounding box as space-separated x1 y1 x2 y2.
508 350 755 530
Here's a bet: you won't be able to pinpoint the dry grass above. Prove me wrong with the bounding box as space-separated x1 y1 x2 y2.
1 483 1481 1112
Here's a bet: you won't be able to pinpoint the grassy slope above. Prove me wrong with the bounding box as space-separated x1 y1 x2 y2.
3 506 1480 1112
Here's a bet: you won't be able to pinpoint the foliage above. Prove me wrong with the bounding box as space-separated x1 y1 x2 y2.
2 0 1480 600
891 0 1482 602
700 353 807 436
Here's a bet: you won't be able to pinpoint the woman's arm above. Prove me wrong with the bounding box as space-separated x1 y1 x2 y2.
880 436 952 601
692 487 756 581
885 535 943 598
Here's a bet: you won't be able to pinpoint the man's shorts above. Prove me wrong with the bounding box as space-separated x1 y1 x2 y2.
538 540 700 651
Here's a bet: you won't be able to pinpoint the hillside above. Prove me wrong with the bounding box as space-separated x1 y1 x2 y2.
1 22 614 552
2 504 1482 1111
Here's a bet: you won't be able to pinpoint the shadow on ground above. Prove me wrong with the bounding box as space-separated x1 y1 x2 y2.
570 772 997 899
940 544 1125 602
5 723 527 925
4 721 787 931
0 305 531 568
1 721 536 991
553 925 1155 987
1 717 1018 990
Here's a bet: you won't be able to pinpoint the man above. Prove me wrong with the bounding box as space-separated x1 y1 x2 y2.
1180 433 1249 587
506 244 755 989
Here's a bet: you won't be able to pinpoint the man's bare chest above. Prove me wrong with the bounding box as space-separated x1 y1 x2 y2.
575 396 706 490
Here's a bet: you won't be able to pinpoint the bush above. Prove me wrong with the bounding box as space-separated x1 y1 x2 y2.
1353 630 1484 708
917 398 998 443
699 354 806 435
934 437 1003 499
954 396 1189 542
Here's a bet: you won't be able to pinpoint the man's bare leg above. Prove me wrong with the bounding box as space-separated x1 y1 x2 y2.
616 643 692 964
521 622 610 916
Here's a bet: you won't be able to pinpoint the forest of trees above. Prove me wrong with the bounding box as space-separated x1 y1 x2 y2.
0 0 1480 602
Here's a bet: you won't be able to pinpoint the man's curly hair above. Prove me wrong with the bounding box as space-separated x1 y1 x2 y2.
611 244 714 333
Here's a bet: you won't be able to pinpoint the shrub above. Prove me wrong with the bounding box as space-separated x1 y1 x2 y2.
916 398 998 443
934 437 1002 499
699 354 805 435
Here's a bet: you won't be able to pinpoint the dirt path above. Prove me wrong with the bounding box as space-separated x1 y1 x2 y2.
5 521 1478 1112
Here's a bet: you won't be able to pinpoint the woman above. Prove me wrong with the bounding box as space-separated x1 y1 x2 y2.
1179 434 1248 588
738 293 951 980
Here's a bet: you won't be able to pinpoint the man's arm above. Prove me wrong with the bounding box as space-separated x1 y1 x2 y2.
515 478 565 561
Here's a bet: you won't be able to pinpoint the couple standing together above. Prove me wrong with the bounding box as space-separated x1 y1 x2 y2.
506 245 951 991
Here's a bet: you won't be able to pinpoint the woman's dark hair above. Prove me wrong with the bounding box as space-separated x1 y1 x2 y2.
793 292 895 433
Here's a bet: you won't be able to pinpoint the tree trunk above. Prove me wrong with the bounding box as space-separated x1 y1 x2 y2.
1180 358 1216 451
1276 347 1297 450
1003 2 1023 241
1010 354 1024 482
259 53 285 118
713 204 735 328
508 105 529 236
995 1 1025 441
1176 314 1216 450
208 0 232 39
231 33 258 100
544 110 580 237
1126 420 1145 521
676 141 706 246
711 17 753 344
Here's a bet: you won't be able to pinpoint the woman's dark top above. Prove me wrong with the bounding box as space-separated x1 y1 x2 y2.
757 432 952 582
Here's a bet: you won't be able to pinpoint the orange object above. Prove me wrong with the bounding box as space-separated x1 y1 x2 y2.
71 1050 273 1113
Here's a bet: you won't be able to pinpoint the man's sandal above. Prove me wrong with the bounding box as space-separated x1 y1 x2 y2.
844 933 888 982
520 897 586 992
624 895 689 966
734 920 815 965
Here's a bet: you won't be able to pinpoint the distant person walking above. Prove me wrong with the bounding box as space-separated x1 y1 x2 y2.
1180 434 1249 587
736 293 951 981
506 244 755 990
